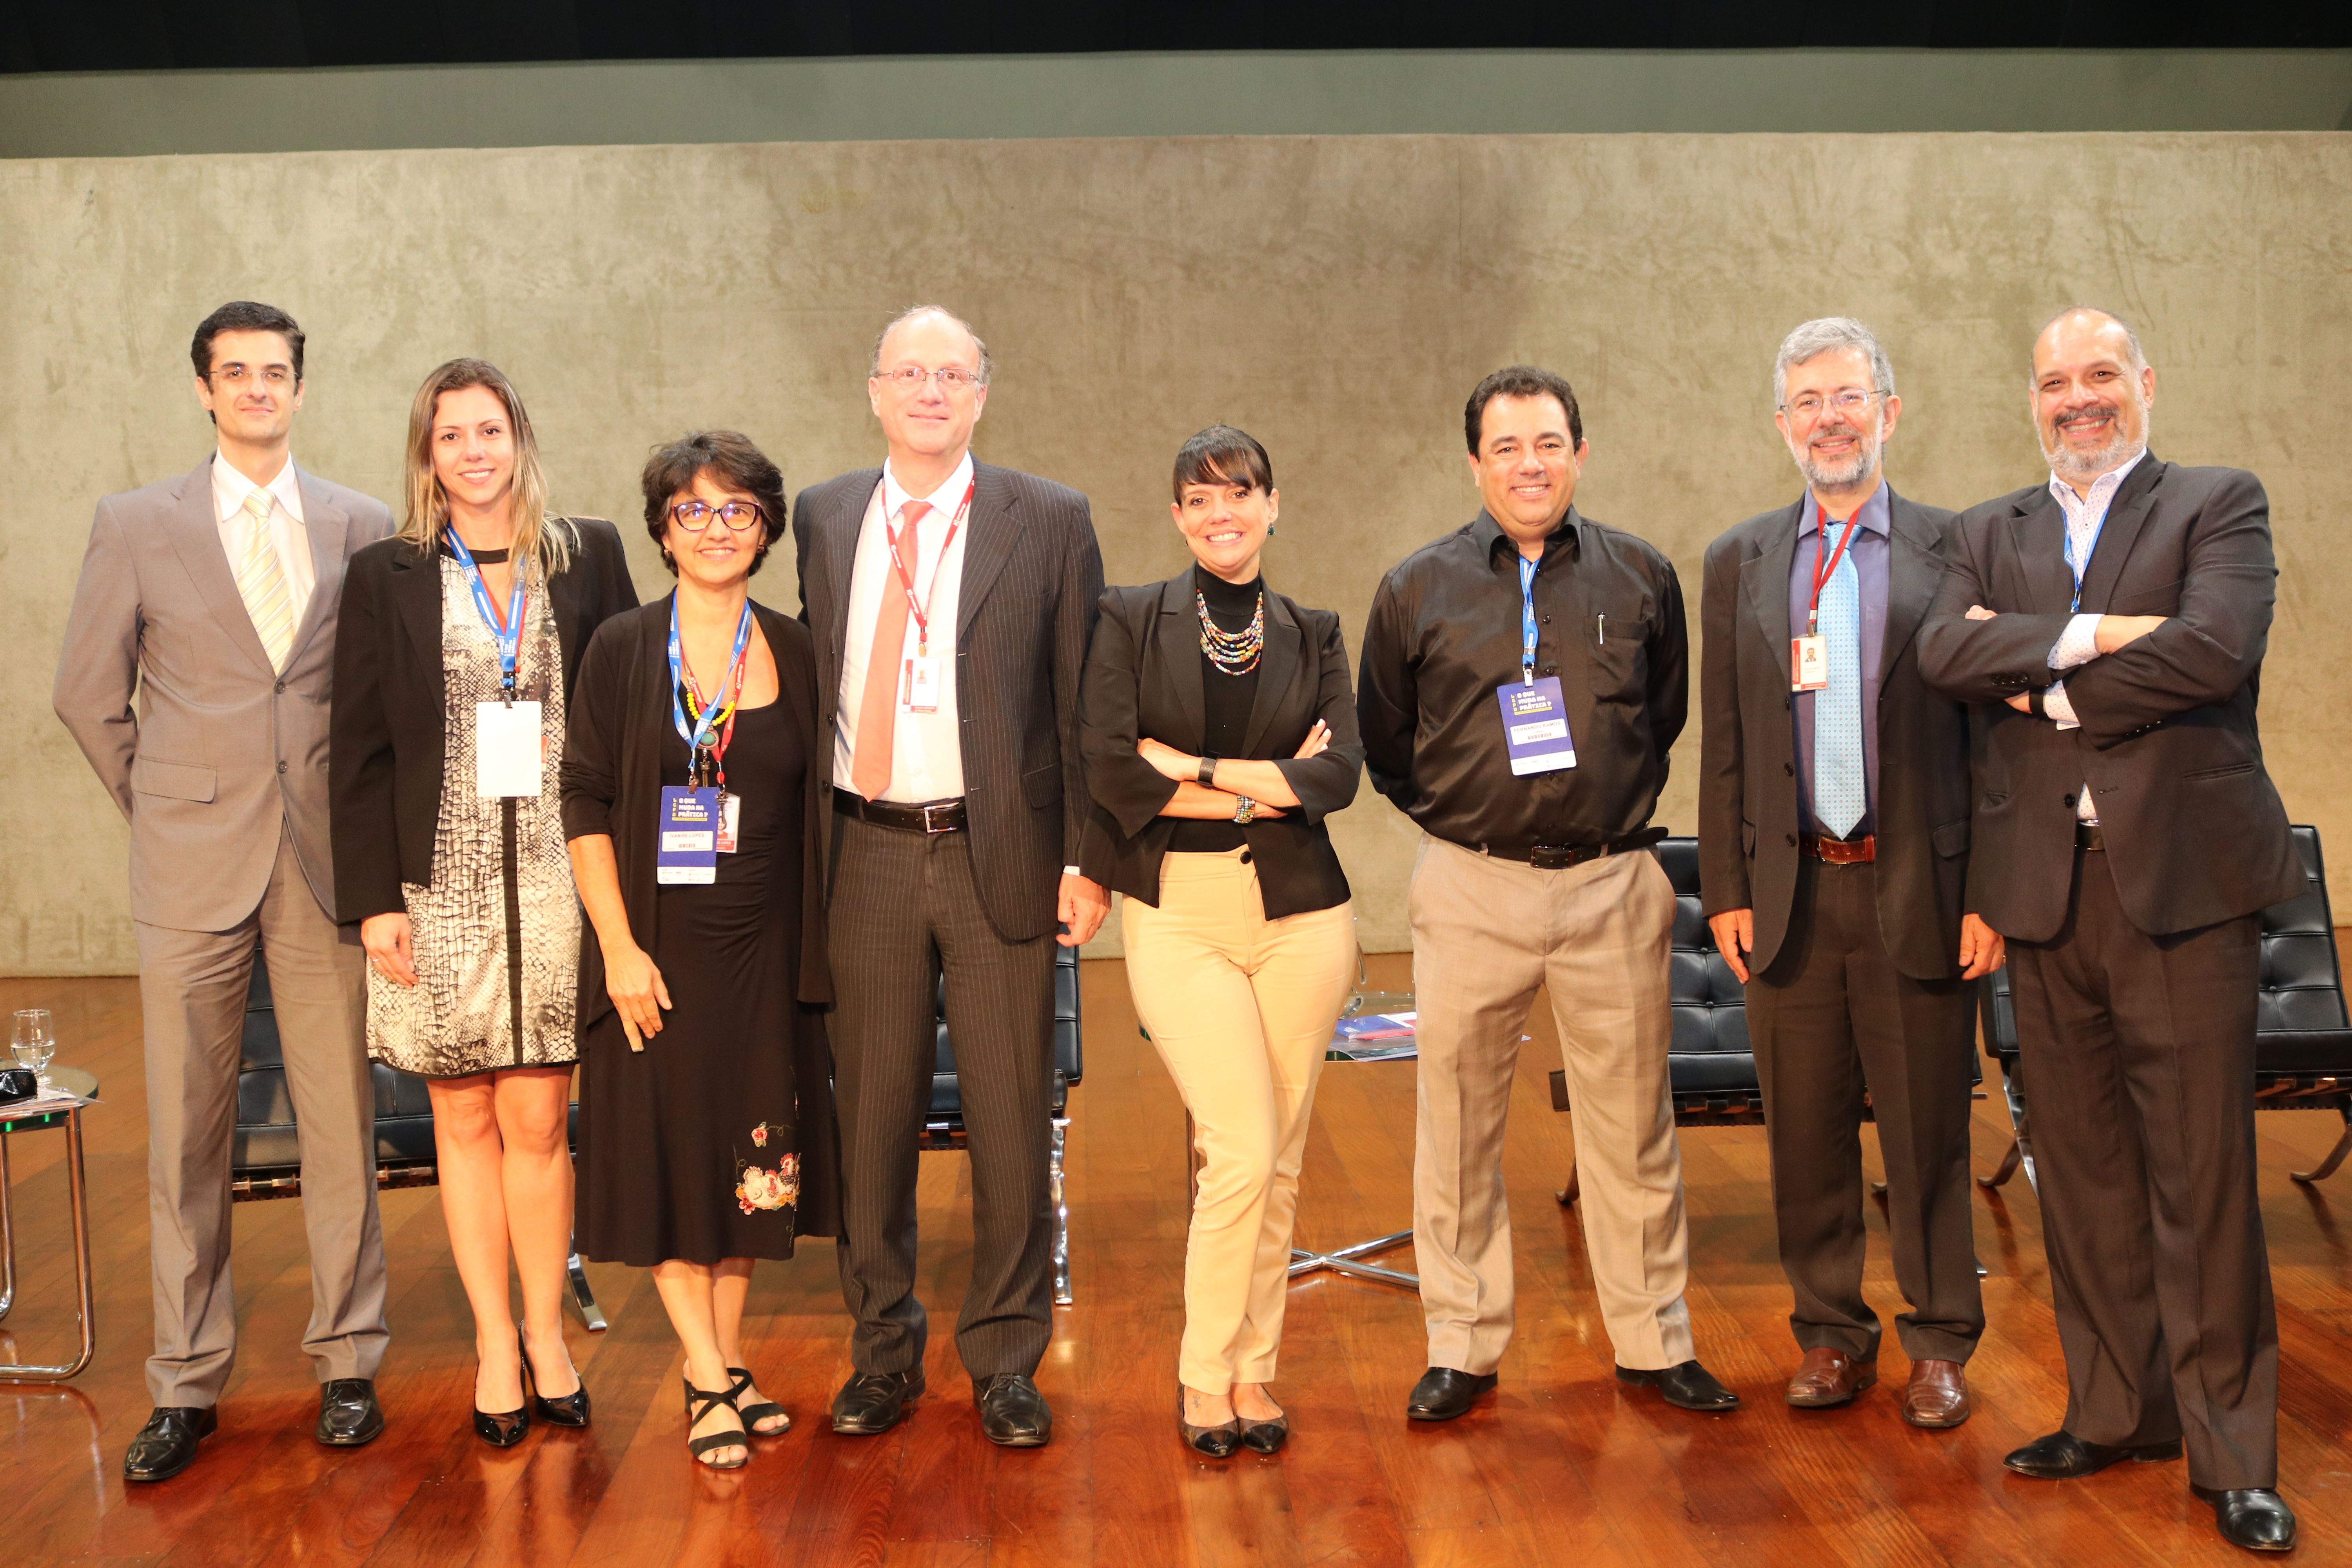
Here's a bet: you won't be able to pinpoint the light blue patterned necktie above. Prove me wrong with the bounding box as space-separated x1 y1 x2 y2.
1814 516 1866 839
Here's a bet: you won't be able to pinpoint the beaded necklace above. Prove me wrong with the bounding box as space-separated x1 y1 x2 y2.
1196 587 1265 675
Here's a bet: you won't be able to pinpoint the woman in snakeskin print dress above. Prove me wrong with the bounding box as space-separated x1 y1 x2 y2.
331 359 637 1446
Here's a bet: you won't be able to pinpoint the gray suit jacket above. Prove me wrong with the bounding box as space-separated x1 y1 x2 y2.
1917 454 2300 940
54 456 395 931
793 460 1104 942
1697 488 1976 980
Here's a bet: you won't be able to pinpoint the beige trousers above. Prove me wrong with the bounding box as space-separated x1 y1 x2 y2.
1122 849 1357 1393
1410 834 1694 1376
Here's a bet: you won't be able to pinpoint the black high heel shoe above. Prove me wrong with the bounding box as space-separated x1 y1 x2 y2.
1177 1386 1241 1458
473 1348 530 1448
521 1326 591 1428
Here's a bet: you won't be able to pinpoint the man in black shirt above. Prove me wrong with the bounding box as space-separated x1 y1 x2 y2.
1358 365 1737 1421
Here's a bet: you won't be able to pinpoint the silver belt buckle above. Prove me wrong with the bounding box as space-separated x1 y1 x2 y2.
921 802 956 834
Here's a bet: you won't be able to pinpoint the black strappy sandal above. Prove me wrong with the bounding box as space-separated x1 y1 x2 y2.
682 1377 750 1470
728 1367 790 1436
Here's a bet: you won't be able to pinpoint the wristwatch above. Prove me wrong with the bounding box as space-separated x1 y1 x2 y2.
1196 754 1220 787
1231 795 1257 825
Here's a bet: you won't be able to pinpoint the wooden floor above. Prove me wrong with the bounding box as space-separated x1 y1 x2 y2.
4 956 2352 1566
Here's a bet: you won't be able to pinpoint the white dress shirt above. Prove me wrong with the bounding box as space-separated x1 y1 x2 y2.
210 448 316 631
831 453 975 803
2040 446 2147 821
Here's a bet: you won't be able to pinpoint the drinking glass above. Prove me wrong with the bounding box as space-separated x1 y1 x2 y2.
11 1008 56 1090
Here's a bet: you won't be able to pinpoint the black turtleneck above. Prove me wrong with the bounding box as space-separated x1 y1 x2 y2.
1171 563 1264 852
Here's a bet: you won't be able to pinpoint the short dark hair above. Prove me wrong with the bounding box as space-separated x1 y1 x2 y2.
1171 424 1273 503
1465 365 1582 455
191 301 305 383
641 430 786 577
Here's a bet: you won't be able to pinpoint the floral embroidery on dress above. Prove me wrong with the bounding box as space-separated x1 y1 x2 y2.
736 1123 799 1214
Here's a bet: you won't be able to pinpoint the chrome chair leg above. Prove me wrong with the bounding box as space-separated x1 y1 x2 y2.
1049 1118 1073 1305
2292 1108 2352 1185
566 1239 607 1332
0 1111 96 1381
1976 1058 2039 1196
0 1131 15 1321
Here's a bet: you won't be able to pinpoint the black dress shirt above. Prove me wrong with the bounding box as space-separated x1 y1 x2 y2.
1357 508 1688 858
1170 564 1263 853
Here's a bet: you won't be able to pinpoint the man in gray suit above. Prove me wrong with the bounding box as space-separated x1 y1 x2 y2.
1920 307 2299 1554
795 305 1106 1446
1699 318 2002 1428
54 301 395 1482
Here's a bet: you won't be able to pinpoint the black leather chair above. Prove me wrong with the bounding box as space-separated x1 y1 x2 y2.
1977 823 2352 1195
1552 836 1982 1203
916 944 1084 1305
229 956 606 1330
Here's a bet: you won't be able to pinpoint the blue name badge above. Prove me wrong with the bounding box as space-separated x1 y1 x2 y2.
1497 676 1576 775
657 786 720 884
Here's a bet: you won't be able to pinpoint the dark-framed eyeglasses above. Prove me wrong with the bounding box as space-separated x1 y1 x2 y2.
668 500 765 533
1778 389 1884 420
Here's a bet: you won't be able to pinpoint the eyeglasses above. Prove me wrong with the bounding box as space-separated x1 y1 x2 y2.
1778 389 1884 420
878 365 983 394
207 365 294 388
668 500 765 533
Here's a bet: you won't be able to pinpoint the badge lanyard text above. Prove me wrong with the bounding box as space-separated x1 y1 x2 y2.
1807 503 1861 637
446 530 528 702
1517 555 1540 686
668 597 753 789
887 480 977 659
2060 503 2106 614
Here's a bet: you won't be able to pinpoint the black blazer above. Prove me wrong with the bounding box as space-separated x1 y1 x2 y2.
330 517 639 924
1917 454 2301 940
1078 573 1363 918
1697 489 1976 981
793 461 1104 940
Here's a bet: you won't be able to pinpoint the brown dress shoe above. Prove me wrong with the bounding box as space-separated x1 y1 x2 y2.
1785 1347 1876 1408
1902 1359 1970 1428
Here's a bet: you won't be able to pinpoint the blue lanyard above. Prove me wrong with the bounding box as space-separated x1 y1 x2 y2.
668 597 753 757
2060 498 2106 615
1517 555 1539 686
445 530 526 698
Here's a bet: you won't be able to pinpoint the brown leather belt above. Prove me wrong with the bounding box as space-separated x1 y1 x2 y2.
833 788 967 835
2076 823 2105 851
1800 833 1876 865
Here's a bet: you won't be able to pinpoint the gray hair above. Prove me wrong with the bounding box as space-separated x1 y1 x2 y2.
2030 306 2147 383
870 304 994 385
1773 317 1895 409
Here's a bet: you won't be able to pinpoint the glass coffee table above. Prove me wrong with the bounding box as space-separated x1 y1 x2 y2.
0 1064 98 1381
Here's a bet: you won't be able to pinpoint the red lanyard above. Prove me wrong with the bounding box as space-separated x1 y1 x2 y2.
1805 502 1862 636
681 641 750 789
886 479 976 655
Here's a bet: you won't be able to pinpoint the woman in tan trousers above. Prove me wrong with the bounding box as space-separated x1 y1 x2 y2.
1078 426 1364 1456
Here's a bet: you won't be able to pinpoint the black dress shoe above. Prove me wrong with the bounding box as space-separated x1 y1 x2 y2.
1239 1416 1288 1454
123 1406 218 1482
830 1367 923 1435
317 1379 385 1447
2003 1429 2183 1479
1406 1367 1497 1421
2192 1484 2298 1552
1615 1360 1742 1412
1177 1387 1241 1458
974 1372 1052 1447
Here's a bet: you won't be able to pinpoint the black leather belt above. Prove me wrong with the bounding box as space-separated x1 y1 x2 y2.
1492 830 1666 870
833 788 967 834
2076 822 2105 851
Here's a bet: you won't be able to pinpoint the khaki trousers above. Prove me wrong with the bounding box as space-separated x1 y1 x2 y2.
1122 849 1357 1393
134 822 386 1407
1410 834 1694 1376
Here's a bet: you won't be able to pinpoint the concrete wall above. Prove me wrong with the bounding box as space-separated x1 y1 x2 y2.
8 130 2349 972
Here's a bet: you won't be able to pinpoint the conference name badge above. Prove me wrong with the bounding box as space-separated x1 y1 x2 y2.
475 701 544 797
1790 634 1828 692
658 786 720 884
1496 676 1575 776
900 653 942 714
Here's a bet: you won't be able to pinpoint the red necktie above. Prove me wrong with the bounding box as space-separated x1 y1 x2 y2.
850 501 929 800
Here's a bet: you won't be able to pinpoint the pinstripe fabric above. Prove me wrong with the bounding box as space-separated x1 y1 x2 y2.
827 812 1057 1376
793 458 1103 1377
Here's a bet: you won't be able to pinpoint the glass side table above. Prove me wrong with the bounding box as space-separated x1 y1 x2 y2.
0 1064 97 1381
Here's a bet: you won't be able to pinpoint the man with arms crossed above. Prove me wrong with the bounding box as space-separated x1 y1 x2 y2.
1919 307 2299 1553
1358 365 1738 1421
54 301 394 1481
796 306 1107 1446
1699 318 2002 1426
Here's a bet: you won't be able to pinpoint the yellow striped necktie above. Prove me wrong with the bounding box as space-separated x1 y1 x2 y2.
234 488 296 670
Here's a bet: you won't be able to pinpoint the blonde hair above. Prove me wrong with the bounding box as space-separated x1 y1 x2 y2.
398 358 572 573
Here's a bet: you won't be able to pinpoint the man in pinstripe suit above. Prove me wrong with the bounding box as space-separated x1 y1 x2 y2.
795 305 1108 1446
